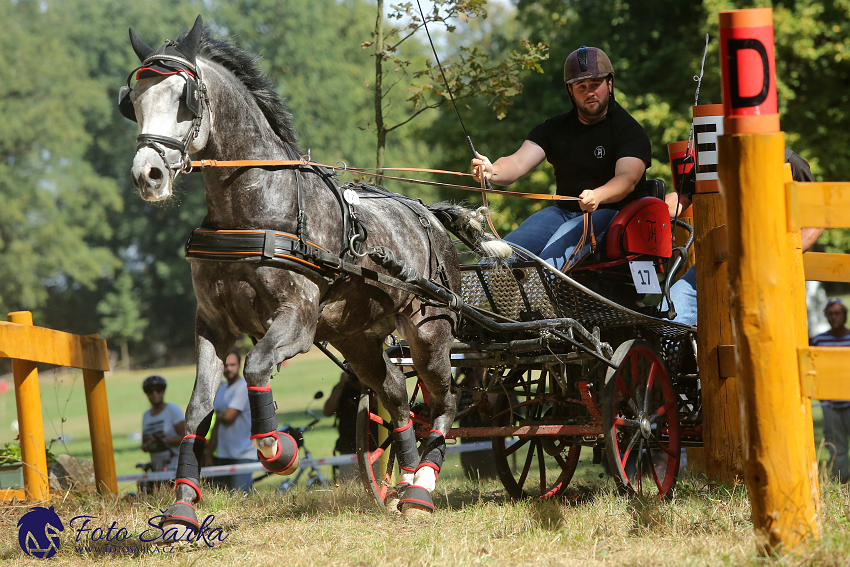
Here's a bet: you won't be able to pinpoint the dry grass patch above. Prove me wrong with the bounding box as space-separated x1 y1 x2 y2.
1 476 848 566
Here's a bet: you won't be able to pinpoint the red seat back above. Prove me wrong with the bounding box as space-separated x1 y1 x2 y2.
605 197 672 260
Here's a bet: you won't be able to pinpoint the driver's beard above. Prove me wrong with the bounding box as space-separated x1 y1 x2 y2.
578 90 611 121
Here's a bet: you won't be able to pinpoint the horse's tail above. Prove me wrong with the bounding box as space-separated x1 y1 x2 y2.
428 201 513 261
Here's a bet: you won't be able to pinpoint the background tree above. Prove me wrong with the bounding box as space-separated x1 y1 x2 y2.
0 0 123 317
96 272 148 371
366 0 547 173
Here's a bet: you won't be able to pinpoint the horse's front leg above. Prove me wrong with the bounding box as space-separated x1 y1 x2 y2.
396 308 457 518
163 320 237 538
244 304 318 475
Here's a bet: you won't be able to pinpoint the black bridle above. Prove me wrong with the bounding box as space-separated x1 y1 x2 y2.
118 49 208 178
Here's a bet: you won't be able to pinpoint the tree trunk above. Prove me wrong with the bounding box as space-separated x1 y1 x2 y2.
374 0 386 176
120 338 130 372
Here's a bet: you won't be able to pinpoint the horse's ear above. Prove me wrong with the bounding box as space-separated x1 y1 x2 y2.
129 27 154 62
177 15 204 62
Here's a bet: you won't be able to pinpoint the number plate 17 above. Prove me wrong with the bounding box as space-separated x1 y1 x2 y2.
628 260 662 294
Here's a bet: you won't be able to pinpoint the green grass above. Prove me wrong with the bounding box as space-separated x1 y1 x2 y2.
1 475 848 566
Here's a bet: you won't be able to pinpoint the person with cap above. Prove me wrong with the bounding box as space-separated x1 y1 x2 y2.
141 375 186 473
206 349 258 492
471 45 652 269
663 148 821 326
810 298 850 483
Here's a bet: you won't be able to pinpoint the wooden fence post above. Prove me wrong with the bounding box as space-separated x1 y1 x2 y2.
719 7 819 552
691 104 745 482
8 311 50 502
83 366 117 494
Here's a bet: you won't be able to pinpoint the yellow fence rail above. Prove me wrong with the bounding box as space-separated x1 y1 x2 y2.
0 311 115 501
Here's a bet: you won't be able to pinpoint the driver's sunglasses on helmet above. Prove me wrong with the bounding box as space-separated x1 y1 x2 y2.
144 385 166 394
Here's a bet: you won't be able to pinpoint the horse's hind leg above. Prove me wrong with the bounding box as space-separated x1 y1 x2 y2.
333 334 419 512
243 310 317 475
396 309 456 517
163 322 237 539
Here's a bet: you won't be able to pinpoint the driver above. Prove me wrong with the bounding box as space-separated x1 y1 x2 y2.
471 46 652 269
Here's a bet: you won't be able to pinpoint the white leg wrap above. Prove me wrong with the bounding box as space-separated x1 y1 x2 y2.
400 471 415 486
412 467 437 492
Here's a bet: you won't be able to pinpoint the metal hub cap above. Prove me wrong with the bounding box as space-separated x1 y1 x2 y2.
639 415 653 439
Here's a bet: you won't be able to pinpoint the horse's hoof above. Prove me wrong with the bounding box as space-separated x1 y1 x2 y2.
259 433 300 475
398 485 435 519
385 496 402 514
401 502 434 520
158 502 199 541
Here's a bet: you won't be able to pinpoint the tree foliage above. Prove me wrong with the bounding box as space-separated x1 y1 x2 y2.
366 0 547 171
4 0 850 363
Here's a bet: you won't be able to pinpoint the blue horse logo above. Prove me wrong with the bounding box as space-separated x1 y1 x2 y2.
18 506 64 559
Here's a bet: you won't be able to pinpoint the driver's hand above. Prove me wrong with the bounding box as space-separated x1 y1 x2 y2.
471 152 492 183
579 189 600 212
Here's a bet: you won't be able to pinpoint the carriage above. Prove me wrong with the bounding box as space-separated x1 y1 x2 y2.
350 186 701 503
121 17 704 530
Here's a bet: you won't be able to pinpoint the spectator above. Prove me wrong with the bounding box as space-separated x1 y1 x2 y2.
323 371 364 482
206 350 257 492
141 375 185 473
810 298 850 483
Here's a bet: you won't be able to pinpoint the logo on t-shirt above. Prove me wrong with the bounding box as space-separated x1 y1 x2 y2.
594 146 605 158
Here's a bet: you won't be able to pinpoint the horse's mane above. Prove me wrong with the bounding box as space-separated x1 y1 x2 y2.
187 28 300 152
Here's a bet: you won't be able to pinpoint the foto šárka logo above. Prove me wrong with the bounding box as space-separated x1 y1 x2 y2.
17 506 228 557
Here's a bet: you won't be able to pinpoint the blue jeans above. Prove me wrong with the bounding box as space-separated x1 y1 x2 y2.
504 206 618 270
823 403 850 482
664 264 697 326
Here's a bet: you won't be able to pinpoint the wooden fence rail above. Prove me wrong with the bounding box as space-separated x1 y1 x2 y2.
0 311 115 501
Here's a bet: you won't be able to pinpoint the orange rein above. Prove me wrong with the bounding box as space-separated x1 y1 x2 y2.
187 158 594 264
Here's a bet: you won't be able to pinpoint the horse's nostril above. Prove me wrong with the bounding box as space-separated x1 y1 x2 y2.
149 168 163 181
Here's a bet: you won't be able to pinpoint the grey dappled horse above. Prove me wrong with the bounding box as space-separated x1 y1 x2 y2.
121 16 508 531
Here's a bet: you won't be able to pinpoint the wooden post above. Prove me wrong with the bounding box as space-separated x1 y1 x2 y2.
691 104 745 482
83 367 117 494
8 311 50 502
785 164 821 514
719 8 819 551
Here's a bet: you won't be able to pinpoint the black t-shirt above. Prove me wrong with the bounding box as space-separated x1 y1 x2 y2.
526 101 652 213
678 147 813 201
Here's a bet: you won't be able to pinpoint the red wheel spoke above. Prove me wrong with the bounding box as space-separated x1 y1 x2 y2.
504 437 530 457
636 438 645 494
368 447 385 465
649 404 668 423
622 429 640 463
369 412 389 427
517 441 536 489
537 441 547 492
643 362 657 414
615 417 640 428
616 374 630 399
648 434 678 458
553 451 567 469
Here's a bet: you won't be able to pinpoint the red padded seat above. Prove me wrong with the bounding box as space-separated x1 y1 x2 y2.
605 197 672 260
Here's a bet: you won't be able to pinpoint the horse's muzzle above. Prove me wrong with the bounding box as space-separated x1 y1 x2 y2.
132 147 173 201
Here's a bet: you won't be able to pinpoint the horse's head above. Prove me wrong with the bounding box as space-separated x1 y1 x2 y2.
119 15 210 201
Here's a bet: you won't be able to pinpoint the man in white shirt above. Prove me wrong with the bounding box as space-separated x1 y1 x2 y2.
207 350 258 491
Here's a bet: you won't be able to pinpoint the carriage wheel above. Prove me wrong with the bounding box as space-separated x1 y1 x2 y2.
490 367 582 499
602 339 680 499
356 389 396 510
